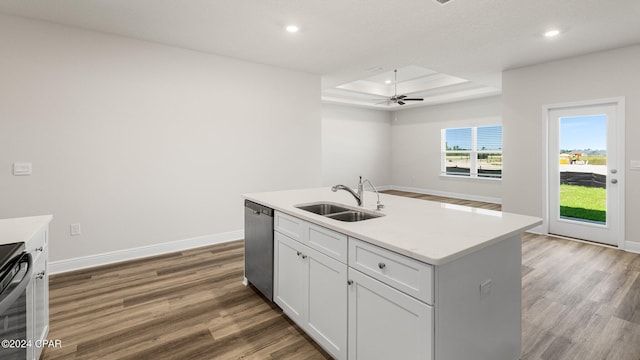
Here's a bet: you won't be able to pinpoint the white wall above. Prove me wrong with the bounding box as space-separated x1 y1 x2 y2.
0 15 322 265
390 96 503 203
502 45 640 249
321 104 392 188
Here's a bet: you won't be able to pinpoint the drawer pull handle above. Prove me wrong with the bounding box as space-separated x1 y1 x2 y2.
35 246 44 252
347 280 353 285
35 271 46 280
301 254 307 259
297 251 302 256
378 262 386 270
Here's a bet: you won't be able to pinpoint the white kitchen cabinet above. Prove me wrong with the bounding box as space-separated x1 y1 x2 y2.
274 230 347 360
33 256 48 348
28 227 49 360
348 268 433 360
306 243 347 358
274 231 307 323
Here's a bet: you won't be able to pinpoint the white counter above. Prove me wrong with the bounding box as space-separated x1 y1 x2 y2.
0 215 53 246
243 188 541 265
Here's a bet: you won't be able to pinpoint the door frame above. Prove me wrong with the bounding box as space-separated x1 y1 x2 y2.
541 97 626 248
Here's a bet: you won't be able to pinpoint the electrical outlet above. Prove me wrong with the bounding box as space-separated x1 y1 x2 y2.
70 223 81 236
480 279 492 296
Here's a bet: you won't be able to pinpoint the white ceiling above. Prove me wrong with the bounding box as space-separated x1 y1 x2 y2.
1 0 639 109
322 65 501 110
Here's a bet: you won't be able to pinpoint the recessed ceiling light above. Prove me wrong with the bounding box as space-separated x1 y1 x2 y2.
385 80 391 84
286 25 299 33
544 29 560 38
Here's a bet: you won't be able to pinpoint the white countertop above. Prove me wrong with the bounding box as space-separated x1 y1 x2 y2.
0 215 53 246
243 188 541 265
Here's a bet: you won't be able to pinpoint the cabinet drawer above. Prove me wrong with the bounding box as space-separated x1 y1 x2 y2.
307 223 347 263
26 228 46 252
274 211 305 242
348 238 434 305
27 228 47 264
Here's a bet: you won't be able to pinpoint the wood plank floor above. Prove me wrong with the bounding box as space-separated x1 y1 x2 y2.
42 191 640 360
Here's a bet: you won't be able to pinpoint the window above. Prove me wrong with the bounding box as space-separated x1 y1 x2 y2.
441 125 502 179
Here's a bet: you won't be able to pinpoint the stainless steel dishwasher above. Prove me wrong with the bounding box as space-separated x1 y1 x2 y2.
244 200 274 301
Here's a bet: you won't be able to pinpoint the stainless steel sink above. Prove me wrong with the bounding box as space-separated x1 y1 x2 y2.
326 210 383 222
295 202 384 222
296 203 351 215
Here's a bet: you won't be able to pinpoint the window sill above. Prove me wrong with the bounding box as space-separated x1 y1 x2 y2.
439 174 502 182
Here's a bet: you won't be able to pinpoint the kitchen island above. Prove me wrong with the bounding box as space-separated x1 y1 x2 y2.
243 188 541 360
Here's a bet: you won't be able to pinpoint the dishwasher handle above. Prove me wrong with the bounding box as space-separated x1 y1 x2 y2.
245 200 273 217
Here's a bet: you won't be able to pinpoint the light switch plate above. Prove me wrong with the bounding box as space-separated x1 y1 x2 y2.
13 162 32 176
70 223 81 236
630 160 640 170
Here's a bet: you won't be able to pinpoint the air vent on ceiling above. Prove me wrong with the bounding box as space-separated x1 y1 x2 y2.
366 66 384 73
435 0 452 4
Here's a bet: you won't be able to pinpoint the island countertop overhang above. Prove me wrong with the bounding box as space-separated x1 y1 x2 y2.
243 187 541 265
0 215 53 246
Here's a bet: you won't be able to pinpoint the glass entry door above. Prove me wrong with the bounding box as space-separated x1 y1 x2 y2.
548 103 620 246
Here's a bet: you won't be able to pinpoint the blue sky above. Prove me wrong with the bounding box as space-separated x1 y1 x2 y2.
560 114 606 151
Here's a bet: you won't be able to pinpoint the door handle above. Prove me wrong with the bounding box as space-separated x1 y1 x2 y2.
611 169 617 174
611 179 618 184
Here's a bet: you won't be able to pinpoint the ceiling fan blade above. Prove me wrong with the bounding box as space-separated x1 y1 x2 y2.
403 98 424 101
397 95 407 99
375 99 393 105
398 101 405 105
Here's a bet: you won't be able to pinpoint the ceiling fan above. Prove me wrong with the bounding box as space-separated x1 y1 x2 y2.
378 69 424 106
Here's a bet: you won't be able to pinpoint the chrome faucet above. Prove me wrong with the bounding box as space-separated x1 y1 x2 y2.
331 176 384 210
331 176 364 206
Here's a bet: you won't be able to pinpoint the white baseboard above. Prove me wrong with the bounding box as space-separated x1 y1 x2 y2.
525 225 545 235
49 230 244 275
625 241 640 254
389 185 502 205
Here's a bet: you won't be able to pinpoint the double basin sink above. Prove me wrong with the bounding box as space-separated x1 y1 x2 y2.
295 202 384 222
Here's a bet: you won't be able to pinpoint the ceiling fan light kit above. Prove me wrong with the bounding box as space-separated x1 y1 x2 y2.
380 69 424 106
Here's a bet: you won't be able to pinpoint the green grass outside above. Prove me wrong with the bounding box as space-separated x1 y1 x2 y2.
559 184 606 222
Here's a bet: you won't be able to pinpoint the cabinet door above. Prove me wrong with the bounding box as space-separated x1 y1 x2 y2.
32 249 49 360
348 268 433 360
274 231 308 323
306 247 347 360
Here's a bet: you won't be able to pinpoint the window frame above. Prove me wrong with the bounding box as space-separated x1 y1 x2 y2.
441 125 502 180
